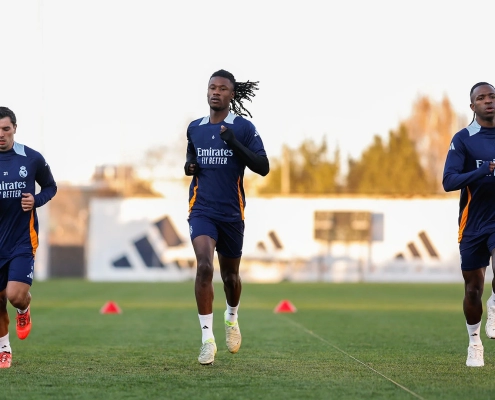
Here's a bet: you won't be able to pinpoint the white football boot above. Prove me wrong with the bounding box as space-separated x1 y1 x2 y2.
466 344 484 367
486 299 495 339
198 339 217 365
225 311 242 354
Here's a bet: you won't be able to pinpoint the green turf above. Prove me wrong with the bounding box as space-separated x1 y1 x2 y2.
2 280 495 399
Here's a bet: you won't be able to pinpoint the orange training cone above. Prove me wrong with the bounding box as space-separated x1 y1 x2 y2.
100 301 122 314
274 300 297 313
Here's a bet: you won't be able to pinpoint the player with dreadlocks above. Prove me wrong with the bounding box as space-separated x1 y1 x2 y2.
184 69 269 364
443 82 495 367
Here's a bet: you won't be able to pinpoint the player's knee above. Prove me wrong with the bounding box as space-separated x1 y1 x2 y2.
465 284 483 302
6 289 29 309
221 271 240 287
196 261 214 281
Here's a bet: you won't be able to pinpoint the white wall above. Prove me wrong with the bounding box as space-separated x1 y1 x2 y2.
34 204 49 281
86 196 466 283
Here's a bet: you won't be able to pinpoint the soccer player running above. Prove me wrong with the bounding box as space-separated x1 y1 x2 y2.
443 82 495 367
0 107 57 368
184 70 269 364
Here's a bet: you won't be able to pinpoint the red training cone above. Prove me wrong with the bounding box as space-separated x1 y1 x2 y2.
274 300 297 313
100 301 122 314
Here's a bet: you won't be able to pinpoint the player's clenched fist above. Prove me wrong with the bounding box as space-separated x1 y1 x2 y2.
220 125 236 144
184 162 198 176
21 193 34 211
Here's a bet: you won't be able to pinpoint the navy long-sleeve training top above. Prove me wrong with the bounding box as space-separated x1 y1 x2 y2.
186 113 267 222
443 121 495 242
0 142 57 259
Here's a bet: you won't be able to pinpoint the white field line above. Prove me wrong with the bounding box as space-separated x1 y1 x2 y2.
284 317 426 400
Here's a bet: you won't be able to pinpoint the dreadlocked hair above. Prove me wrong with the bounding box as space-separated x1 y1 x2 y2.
210 69 259 118
470 81 495 124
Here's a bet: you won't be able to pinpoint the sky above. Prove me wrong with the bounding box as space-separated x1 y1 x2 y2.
1 0 495 184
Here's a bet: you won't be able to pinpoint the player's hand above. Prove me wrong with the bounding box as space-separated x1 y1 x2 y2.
220 126 235 144
489 162 495 173
21 193 35 212
184 162 198 176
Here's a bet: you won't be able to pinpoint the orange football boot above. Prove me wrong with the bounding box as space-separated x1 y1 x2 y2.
0 352 12 368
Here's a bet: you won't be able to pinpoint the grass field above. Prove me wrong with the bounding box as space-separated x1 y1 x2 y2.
2 280 495 400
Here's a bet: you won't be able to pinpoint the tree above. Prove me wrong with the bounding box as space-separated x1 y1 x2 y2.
346 135 386 194
258 137 341 194
403 96 466 192
346 124 434 195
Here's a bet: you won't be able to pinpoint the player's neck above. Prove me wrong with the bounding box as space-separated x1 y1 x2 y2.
476 116 495 128
210 109 229 125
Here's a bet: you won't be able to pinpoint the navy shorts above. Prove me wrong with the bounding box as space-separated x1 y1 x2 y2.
188 214 244 258
459 232 495 271
0 255 35 291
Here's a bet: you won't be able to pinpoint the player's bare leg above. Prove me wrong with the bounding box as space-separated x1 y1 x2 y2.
486 249 495 339
0 291 9 338
7 281 31 311
193 235 216 315
0 290 12 368
7 281 32 340
219 254 242 308
463 268 485 324
463 268 485 367
192 235 217 364
219 254 242 353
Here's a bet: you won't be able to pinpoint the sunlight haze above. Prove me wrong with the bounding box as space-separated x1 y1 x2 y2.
1 0 493 183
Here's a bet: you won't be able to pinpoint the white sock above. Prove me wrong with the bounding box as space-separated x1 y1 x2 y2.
225 301 239 324
17 307 29 314
199 313 214 343
490 290 495 307
467 321 482 345
0 334 11 353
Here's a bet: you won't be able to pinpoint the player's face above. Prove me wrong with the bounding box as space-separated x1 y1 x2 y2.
207 76 234 112
470 85 495 121
0 117 16 152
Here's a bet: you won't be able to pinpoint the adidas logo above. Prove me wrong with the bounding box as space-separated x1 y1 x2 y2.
26 272 33 279
449 142 455 150
202 325 209 329
112 215 184 269
471 333 479 336
394 230 439 260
